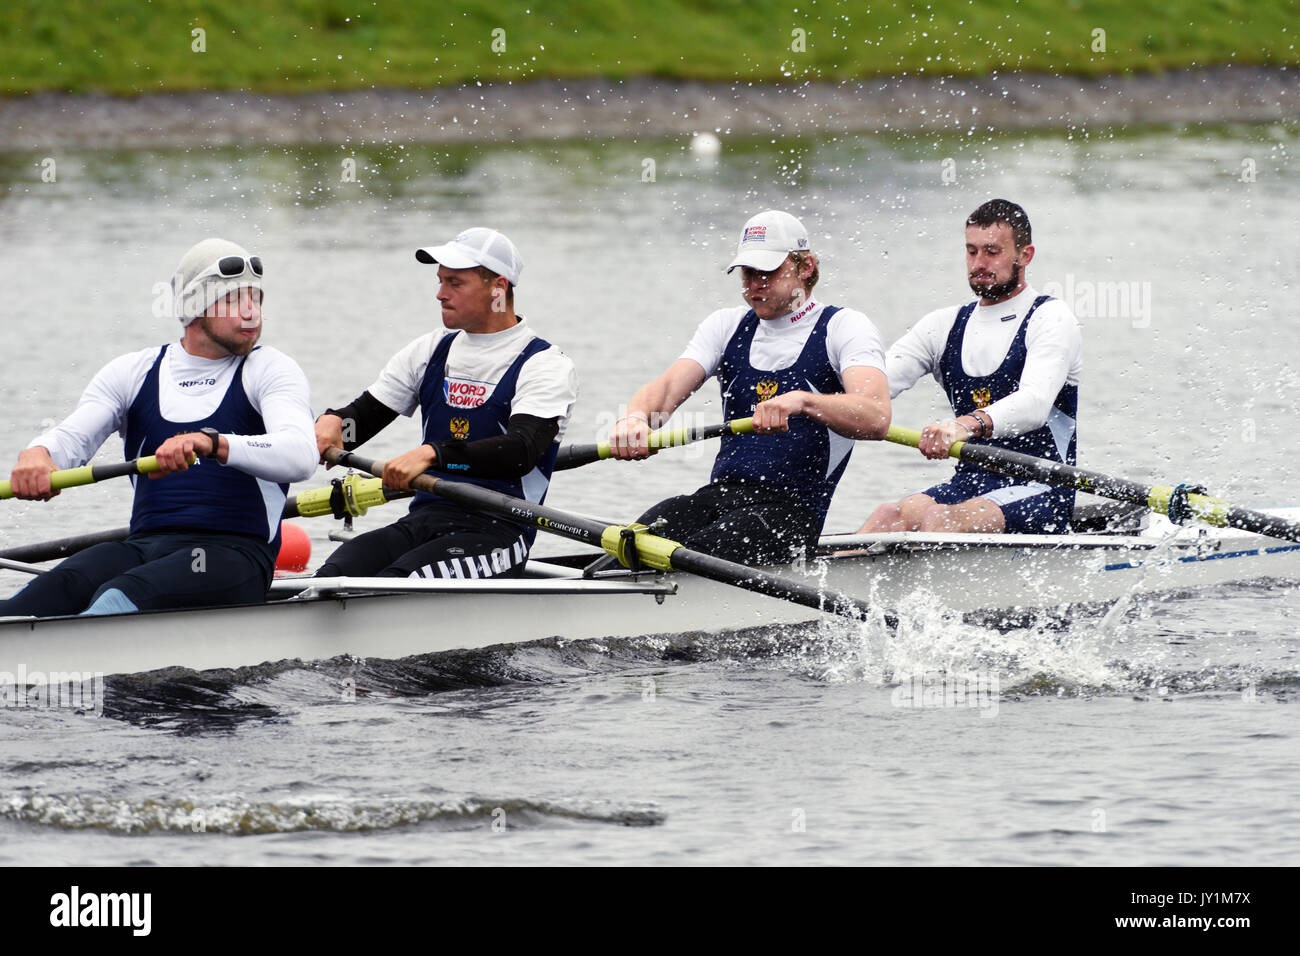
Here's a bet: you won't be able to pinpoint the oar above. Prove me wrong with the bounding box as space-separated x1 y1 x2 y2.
554 417 755 471
0 527 132 564
0 475 412 565
323 446 892 626
0 455 188 500
887 425 1300 543
0 556 47 575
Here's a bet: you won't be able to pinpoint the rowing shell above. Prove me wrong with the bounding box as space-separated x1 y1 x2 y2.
2 510 1298 677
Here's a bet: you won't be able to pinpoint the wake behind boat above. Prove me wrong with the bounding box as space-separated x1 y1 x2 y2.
5 504 1298 678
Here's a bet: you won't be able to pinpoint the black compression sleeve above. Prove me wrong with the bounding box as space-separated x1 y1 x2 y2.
430 414 561 479
323 391 400 449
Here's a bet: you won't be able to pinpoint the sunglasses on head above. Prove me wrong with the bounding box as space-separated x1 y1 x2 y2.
178 254 263 302
200 255 263 281
182 254 263 292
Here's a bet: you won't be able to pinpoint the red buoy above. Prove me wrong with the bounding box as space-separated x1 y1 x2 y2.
275 521 311 573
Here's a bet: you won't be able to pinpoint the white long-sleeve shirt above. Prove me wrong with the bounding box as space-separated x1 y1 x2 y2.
30 342 318 483
885 286 1082 437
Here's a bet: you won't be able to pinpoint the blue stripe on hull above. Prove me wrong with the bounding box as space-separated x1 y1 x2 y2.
1103 542 1300 572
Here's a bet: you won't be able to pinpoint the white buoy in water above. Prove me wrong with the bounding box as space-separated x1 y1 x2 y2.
691 132 722 159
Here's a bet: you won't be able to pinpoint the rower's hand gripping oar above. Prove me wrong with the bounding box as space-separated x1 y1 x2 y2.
323 446 895 627
553 417 755 471
887 425 1300 543
0 455 192 501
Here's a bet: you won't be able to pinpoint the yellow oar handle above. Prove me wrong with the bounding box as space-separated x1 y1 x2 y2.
646 416 755 451
1 455 179 500
595 416 756 460
884 425 965 458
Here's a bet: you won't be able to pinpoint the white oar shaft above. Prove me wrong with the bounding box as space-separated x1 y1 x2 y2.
0 556 46 575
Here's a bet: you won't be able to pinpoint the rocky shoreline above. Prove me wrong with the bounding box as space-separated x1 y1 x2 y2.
1 65 1294 151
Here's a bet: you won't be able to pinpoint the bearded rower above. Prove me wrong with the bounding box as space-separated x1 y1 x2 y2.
608 210 891 565
861 199 1083 534
0 239 318 616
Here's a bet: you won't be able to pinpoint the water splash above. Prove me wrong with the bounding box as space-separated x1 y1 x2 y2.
2 791 665 834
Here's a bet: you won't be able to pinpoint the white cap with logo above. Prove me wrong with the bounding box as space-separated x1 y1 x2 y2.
416 227 524 286
726 210 810 273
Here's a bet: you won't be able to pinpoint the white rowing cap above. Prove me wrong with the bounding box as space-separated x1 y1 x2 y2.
416 227 524 286
726 210 810 273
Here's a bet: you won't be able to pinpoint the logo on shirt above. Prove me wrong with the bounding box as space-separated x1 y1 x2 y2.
756 379 779 402
999 314 1016 322
742 225 767 244
971 387 993 408
450 417 470 440
443 378 490 409
178 378 217 388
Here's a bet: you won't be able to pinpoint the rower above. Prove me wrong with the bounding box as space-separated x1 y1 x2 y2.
313 228 578 579
607 210 891 565
0 239 318 616
860 199 1083 535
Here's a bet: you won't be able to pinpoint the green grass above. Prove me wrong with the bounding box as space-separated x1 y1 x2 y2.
2 0 1297 95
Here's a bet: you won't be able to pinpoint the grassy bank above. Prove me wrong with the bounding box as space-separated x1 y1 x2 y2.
2 0 1296 95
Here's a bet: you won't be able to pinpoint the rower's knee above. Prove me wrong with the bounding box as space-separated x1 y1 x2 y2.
920 500 1004 534
919 505 953 533
859 503 902 533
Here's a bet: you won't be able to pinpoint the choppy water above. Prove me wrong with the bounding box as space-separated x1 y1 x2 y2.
1 123 1297 865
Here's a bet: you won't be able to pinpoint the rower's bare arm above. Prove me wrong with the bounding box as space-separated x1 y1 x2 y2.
609 359 708 460
8 446 60 500
793 366 892 439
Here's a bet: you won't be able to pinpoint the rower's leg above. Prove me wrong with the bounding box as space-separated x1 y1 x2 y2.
860 494 936 533
919 497 1007 534
88 537 273 611
379 529 530 579
319 508 531 579
0 541 144 616
680 502 819 565
316 522 421 577
859 503 903 532
635 490 725 538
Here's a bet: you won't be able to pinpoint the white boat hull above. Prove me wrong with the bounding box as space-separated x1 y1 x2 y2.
3 514 1299 677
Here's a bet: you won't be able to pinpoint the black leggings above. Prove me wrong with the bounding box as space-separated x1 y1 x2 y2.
316 506 531 579
637 481 821 566
0 532 275 617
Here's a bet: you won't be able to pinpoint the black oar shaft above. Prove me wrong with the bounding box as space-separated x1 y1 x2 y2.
0 527 131 563
889 426 1300 544
955 441 1300 542
955 442 1152 505
326 447 885 624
